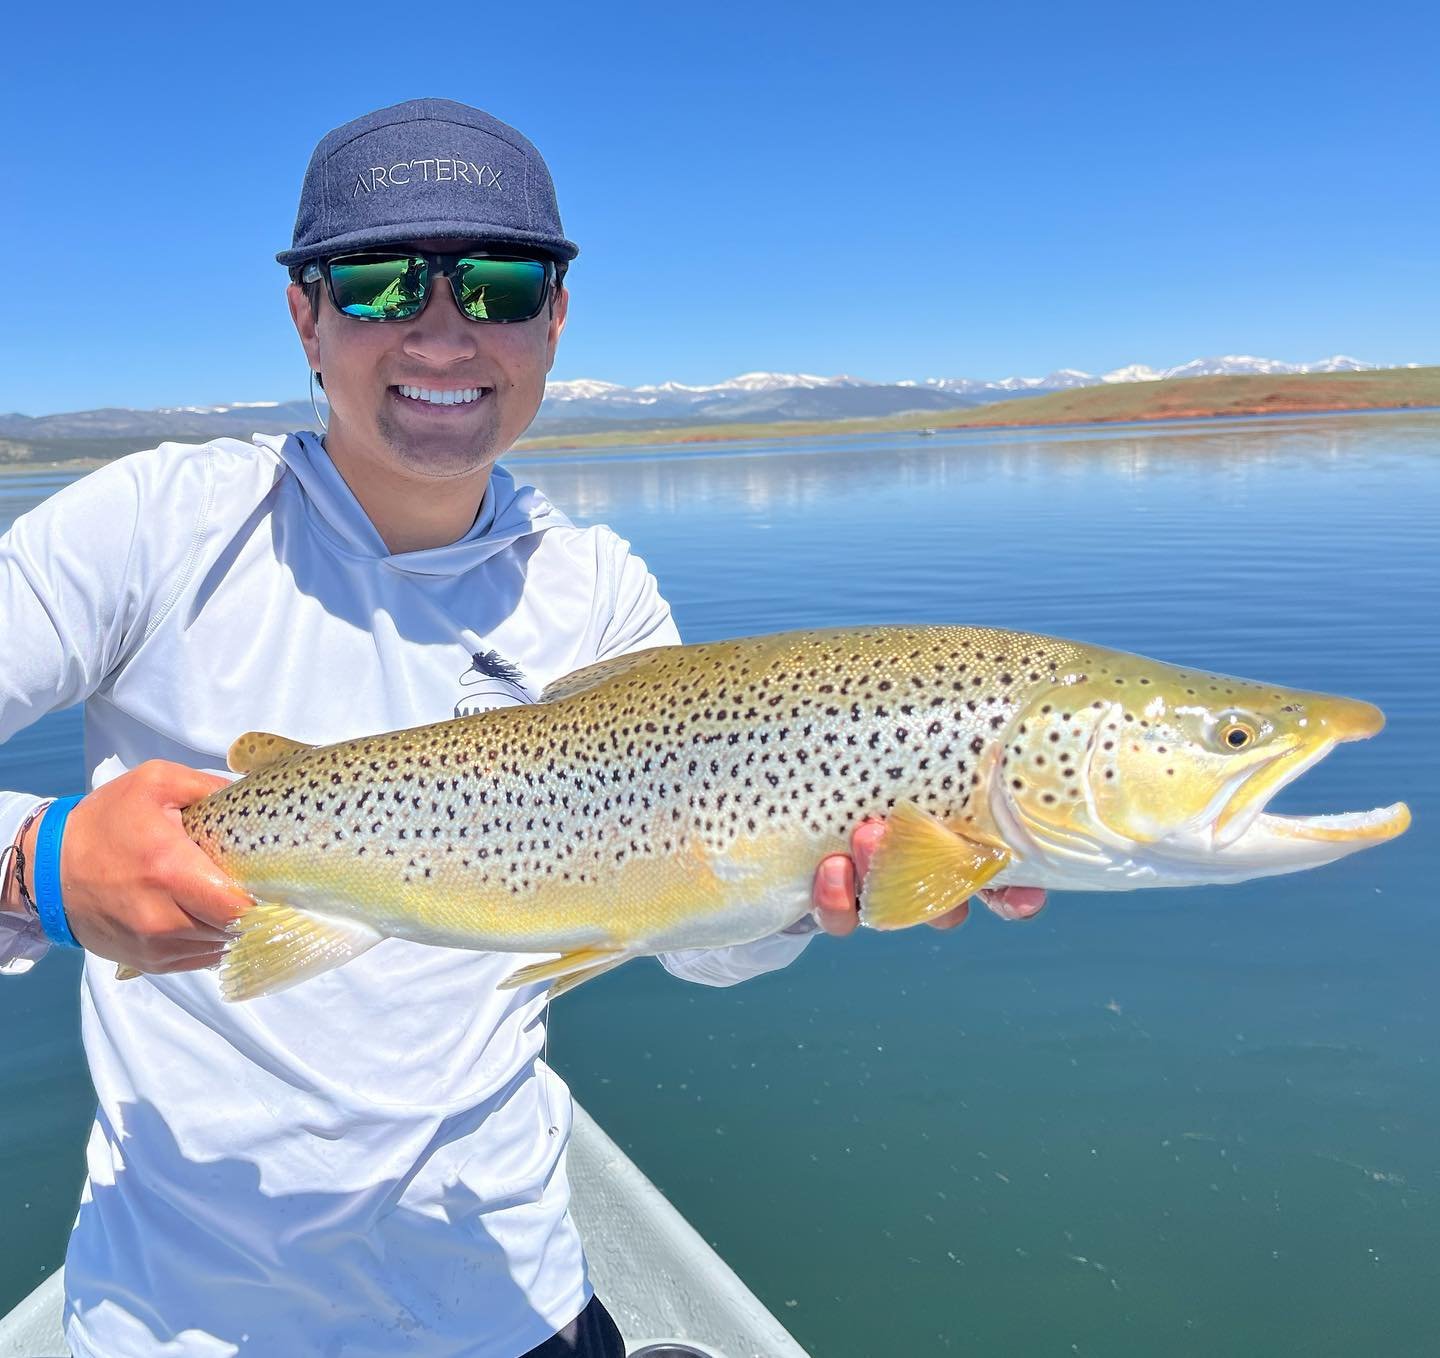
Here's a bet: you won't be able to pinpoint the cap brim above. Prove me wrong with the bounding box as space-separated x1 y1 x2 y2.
277 220 579 268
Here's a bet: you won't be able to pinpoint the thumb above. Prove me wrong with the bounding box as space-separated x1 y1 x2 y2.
136 761 235 811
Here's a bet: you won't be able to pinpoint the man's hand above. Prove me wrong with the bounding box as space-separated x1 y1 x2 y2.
809 817 1047 936
25 761 253 973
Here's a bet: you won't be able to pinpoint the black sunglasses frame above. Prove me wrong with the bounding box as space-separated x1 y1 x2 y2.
299 249 561 324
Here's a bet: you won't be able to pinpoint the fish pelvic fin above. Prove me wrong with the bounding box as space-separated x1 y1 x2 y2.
499 947 627 999
860 800 1012 930
114 965 143 982
218 903 383 1002
227 732 316 775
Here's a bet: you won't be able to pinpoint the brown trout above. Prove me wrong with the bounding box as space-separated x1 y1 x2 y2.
177 626 1410 1001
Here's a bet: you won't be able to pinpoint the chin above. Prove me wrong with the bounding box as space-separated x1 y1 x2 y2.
375 415 504 479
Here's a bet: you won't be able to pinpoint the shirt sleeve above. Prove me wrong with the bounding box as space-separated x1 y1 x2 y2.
592 531 819 987
0 455 157 972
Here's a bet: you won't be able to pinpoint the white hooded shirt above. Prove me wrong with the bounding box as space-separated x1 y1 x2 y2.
0 433 813 1358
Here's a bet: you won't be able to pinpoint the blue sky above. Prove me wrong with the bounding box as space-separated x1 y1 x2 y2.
3 0 1437 414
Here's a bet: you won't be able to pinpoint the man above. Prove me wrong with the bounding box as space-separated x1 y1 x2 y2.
0 100 1041 1356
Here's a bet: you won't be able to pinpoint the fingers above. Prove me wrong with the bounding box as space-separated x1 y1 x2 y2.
849 818 886 883
162 949 227 974
929 900 970 931
811 855 860 936
979 886 1048 920
812 815 894 934
119 947 228 979
139 760 234 809
167 844 254 930
169 920 236 945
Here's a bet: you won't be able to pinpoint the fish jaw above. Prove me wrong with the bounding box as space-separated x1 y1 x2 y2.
1211 694 1385 848
1125 725 1409 885
1202 800 1412 878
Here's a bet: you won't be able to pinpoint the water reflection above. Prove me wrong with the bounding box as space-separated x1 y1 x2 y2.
1 409 1437 1354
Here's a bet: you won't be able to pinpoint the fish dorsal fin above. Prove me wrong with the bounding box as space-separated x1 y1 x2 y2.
860 801 1012 930
538 647 670 704
228 732 315 775
219 903 383 1001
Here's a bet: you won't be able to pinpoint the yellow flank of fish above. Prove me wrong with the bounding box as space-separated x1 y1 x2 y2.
169 626 1409 1001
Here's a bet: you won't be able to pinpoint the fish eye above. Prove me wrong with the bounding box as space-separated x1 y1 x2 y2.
1220 720 1257 751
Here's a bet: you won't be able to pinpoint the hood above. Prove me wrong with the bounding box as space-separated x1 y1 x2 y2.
255 431 571 577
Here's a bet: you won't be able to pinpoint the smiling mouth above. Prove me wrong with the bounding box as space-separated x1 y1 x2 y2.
393 384 490 407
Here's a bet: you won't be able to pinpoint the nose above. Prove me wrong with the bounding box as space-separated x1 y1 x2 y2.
401 274 478 367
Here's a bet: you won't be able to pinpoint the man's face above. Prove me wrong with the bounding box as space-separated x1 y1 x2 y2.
286 239 568 480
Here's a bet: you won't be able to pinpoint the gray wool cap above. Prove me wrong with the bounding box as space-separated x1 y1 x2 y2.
277 98 578 269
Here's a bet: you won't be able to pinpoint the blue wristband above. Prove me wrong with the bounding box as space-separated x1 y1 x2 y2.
32 794 85 949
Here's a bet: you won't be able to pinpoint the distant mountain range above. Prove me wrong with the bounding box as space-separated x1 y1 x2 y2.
0 355 1402 448
539 355 1381 424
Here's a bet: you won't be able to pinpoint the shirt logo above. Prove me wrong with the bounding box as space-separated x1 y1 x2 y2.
352 159 503 197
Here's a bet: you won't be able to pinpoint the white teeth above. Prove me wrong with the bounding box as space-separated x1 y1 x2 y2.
397 385 483 406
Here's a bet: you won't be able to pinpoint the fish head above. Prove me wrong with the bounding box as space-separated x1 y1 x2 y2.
993 653 1410 885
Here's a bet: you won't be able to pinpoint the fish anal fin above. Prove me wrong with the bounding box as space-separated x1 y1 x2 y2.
861 801 1011 930
219 903 382 1002
499 947 625 992
228 732 316 775
544 957 628 1000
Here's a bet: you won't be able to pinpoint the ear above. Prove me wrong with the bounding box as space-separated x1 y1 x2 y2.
544 283 569 374
286 282 323 374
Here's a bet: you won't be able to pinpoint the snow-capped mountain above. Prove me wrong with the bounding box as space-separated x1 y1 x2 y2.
0 356 1398 445
541 370 954 423
919 354 1375 396
537 355 1380 422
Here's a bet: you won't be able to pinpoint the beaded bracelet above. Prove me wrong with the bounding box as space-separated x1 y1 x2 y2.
0 799 53 923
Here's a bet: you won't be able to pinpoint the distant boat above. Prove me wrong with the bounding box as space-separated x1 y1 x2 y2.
915 427 937 436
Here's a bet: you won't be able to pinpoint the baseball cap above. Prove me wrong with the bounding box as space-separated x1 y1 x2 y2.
277 98 578 270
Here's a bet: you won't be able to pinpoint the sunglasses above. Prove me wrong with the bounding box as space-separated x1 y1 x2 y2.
300 249 559 324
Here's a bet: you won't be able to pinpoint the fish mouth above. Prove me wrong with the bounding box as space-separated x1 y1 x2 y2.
1249 801 1411 846
1211 698 1409 858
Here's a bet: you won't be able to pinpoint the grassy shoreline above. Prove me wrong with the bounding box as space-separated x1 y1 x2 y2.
3 366 1437 474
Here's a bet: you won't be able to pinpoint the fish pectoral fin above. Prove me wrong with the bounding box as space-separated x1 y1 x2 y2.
227 732 316 775
498 947 626 993
860 801 1011 930
218 903 383 1002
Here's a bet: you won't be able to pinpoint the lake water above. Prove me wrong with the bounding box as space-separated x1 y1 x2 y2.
1 411 1436 1355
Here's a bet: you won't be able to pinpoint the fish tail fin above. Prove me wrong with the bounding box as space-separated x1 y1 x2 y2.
219 903 382 1002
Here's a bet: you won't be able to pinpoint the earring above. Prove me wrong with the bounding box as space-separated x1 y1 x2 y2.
309 370 329 433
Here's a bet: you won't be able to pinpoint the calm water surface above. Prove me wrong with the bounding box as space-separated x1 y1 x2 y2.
1 411 1436 1355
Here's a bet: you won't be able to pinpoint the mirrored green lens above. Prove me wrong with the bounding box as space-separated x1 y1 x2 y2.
453 258 549 321
328 255 428 319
